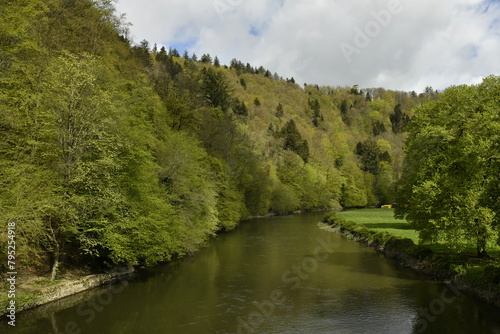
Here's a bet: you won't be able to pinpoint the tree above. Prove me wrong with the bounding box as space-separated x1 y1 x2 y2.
280 119 309 163
232 98 248 116
356 139 380 175
201 67 232 112
390 103 410 133
168 47 180 57
200 53 212 64
396 76 500 257
366 91 372 102
276 103 284 117
254 97 261 107
340 99 349 124
240 78 247 89
213 56 220 67
308 98 323 127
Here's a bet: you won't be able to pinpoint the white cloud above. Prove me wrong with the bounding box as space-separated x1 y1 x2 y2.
114 0 500 93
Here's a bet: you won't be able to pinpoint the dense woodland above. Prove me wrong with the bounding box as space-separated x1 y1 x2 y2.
0 0 497 280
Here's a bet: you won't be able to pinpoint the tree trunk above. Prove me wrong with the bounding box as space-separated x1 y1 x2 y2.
50 252 60 281
477 235 488 258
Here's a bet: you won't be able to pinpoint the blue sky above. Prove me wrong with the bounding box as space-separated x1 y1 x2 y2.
115 0 500 92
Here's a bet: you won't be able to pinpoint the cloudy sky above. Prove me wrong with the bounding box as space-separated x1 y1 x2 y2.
114 0 500 93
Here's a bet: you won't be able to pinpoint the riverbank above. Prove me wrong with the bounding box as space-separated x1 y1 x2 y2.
0 265 135 316
321 212 500 309
0 211 307 316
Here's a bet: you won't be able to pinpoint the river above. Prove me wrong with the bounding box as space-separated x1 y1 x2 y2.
6 212 500 333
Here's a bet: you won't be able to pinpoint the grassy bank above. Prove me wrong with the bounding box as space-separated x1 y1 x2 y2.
337 208 419 242
323 209 500 308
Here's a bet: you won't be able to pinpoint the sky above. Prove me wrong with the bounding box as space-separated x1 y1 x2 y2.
114 0 500 93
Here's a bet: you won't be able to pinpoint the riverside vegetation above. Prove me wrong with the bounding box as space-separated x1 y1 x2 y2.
324 209 500 307
0 0 498 312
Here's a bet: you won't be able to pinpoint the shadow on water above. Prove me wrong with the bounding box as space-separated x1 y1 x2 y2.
4 212 500 334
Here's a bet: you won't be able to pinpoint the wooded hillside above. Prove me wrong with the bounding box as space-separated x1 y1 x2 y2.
0 0 434 277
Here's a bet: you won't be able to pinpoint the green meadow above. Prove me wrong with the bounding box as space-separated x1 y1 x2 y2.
336 208 500 258
336 208 419 242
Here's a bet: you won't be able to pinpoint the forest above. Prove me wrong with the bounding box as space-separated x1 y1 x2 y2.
0 0 497 282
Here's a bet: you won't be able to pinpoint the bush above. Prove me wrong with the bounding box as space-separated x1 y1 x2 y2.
483 265 500 286
385 237 416 253
410 245 434 260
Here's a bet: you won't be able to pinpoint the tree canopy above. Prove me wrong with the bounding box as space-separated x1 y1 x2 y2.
0 0 440 280
396 76 500 257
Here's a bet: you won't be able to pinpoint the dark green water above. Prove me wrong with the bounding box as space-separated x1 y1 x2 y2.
5 212 500 333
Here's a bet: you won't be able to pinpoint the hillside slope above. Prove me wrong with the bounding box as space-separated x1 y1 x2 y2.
0 0 433 279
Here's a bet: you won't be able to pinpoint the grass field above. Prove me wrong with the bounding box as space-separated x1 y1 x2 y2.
336 208 419 243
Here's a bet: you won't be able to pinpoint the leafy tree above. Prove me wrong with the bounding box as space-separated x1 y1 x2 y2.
132 40 152 67
213 56 220 67
396 76 500 257
350 85 360 95
254 97 261 107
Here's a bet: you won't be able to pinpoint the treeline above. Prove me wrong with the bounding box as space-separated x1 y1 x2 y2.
0 0 433 278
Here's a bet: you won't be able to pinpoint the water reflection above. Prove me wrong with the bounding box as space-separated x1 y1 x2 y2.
5 212 500 334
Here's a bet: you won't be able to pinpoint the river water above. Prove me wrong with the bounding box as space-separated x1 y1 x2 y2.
6 212 500 333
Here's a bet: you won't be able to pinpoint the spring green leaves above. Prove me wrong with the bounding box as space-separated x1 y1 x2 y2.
396 76 500 256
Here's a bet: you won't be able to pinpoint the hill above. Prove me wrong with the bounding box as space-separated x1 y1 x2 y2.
0 0 435 279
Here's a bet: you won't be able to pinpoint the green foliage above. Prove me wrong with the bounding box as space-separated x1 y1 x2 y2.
0 0 422 278
396 76 500 257
275 103 284 117
390 103 411 133
232 98 248 116
279 119 310 163
254 97 261 107
356 139 381 175
201 67 232 112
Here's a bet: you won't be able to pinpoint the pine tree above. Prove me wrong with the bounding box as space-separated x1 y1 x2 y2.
276 103 284 117
214 56 220 67
201 68 232 112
